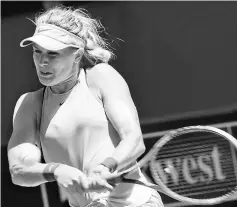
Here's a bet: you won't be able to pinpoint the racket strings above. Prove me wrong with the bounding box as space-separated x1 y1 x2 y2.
158 145 228 158
150 129 237 200
176 187 237 199
167 180 237 194
152 173 237 199
157 134 229 156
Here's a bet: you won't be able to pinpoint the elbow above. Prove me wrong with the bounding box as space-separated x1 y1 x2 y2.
140 141 146 154
9 165 37 187
138 137 146 156
135 134 146 158
128 130 146 158
11 178 35 187
10 169 25 186
10 166 26 186
11 176 23 186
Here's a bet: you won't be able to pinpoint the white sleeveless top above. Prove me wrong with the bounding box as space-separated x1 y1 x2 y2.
40 69 152 207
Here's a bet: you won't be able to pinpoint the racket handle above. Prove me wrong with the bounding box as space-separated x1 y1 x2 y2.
106 175 124 185
106 175 160 191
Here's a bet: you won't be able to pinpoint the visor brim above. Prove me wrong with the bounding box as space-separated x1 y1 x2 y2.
20 35 72 51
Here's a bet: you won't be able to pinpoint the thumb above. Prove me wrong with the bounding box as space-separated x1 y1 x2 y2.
100 179 114 191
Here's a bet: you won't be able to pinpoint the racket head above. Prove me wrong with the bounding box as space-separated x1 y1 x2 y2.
149 125 237 205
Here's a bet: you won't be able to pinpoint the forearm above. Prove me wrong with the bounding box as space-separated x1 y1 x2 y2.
10 162 59 187
111 132 145 170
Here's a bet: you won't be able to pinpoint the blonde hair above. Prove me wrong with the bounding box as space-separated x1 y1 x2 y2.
34 5 114 65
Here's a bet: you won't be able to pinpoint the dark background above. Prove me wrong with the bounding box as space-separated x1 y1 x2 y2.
2 1 237 207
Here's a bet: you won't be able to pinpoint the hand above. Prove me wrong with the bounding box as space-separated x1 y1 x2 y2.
54 164 85 194
54 164 113 195
87 164 119 188
89 164 113 179
87 164 116 191
90 165 134 187
84 174 114 193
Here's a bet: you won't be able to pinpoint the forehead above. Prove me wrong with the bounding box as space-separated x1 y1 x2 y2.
32 43 72 54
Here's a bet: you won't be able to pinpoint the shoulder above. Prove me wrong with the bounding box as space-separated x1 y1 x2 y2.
16 88 45 107
30 87 45 103
85 63 128 90
86 63 118 75
13 88 45 118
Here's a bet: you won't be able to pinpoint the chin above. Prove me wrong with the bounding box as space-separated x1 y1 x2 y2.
38 78 55 87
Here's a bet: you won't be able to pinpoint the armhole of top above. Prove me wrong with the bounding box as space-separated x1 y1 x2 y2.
36 87 46 153
83 68 104 106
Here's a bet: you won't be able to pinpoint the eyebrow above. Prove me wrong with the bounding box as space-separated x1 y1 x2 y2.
48 51 59 55
32 46 59 55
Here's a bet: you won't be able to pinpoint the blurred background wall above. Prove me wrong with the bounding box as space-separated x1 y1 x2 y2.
2 1 237 145
2 1 237 207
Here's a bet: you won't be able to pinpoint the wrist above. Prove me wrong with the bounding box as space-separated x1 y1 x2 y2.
100 157 118 173
43 163 61 182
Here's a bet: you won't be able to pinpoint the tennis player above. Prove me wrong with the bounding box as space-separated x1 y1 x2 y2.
7 5 164 207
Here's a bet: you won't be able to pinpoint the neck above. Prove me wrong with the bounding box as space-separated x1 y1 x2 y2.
50 72 79 94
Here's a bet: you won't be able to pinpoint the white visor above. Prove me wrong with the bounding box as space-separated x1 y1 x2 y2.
20 23 85 51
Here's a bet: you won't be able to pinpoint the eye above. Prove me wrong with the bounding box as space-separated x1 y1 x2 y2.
33 49 42 54
48 52 59 57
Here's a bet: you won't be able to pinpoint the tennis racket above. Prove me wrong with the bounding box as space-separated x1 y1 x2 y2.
104 125 237 205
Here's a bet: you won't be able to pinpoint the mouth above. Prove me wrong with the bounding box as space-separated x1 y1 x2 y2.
39 71 53 77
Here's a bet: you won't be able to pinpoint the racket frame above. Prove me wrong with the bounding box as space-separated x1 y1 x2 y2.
148 125 237 205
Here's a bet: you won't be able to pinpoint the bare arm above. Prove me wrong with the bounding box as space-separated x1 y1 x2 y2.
87 64 145 171
8 91 113 192
8 147 57 187
7 91 58 186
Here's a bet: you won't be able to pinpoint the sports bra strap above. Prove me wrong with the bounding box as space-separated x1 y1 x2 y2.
37 87 46 158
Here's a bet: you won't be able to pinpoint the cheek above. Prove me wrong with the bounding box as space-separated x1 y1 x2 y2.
59 59 76 73
33 54 40 66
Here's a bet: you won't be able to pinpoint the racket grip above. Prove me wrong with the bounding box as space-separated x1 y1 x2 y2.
106 175 124 185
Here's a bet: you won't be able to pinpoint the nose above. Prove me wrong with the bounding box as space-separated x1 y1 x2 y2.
40 62 48 67
39 54 49 67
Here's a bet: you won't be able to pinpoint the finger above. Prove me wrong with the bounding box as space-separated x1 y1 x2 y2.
98 179 114 191
80 178 90 192
58 184 71 194
87 179 113 192
87 201 105 207
89 172 101 178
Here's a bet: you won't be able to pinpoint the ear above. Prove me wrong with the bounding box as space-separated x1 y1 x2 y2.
74 48 84 63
